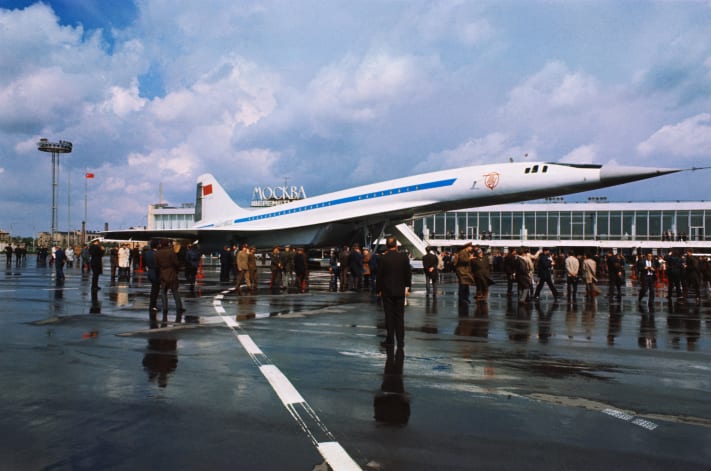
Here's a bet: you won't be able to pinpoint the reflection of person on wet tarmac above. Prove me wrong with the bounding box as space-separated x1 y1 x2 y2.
376 237 412 349
456 302 489 338
90 287 101 314
535 301 554 344
143 337 178 388
156 240 184 323
506 302 531 343
89 239 105 291
638 307 657 349
373 347 409 425
607 303 622 345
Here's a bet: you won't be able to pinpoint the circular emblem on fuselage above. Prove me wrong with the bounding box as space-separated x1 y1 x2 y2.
484 172 500 190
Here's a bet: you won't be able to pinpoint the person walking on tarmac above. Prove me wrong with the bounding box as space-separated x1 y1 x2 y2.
606 251 623 299
89 239 105 291
682 248 701 302
533 248 559 301
422 247 439 297
248 246 258 293
564 250 580 302
185 244 201 290
270 246 283 292
665 249 683 299
471 247 492 302
376 237 412 350
454 242 475 304
637 252 658 305
236 243 251 292
54 246 66 281
503 248 518 297
143 239 161 323
156 240 184 323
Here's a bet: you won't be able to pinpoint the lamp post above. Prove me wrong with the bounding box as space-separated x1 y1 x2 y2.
37 138 72 246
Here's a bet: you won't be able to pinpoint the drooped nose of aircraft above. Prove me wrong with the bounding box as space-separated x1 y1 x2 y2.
599 165 681 185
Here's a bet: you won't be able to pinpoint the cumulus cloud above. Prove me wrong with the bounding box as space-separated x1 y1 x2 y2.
127 144 196 178
415 133 539 173
504 61 600 117
304 52 435 134
102 81 146 117
560 145 597 164
637 113 711 159
411 0 493 46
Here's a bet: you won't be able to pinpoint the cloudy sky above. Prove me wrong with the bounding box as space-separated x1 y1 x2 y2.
1 1 710 237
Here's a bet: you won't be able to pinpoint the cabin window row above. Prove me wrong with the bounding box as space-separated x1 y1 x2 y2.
524 165 548 174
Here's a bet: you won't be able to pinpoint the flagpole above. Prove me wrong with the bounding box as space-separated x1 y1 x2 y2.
67 170 71 248
84 167 88 244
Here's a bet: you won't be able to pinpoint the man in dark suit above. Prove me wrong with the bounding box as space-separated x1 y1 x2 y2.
637 252 658 305
88 239 105 291
422 247 439 297
143 239 161 324
156 239 184 323
376 237 412 350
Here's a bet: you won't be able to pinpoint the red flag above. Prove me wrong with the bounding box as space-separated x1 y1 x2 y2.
85 172 95 179
203 184 213 196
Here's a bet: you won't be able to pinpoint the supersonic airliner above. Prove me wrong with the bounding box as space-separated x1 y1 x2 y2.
103 161 681 252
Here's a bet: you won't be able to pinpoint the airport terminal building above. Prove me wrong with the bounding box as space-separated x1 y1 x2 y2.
411 200 711 253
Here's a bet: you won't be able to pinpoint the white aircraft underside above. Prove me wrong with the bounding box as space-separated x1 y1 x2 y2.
103 161 681 250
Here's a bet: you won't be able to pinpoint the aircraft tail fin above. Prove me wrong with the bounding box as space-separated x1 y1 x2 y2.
194 174 247 226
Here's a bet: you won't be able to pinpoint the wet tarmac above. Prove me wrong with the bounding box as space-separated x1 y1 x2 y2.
1 258 710 470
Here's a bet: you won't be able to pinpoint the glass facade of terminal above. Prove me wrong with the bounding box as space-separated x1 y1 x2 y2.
148 203 196 230
412 203 711 242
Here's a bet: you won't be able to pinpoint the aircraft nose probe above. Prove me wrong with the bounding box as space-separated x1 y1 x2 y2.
599 165 682 186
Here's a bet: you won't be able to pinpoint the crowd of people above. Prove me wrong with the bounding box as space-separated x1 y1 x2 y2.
442 244 711 307
6 237 711 337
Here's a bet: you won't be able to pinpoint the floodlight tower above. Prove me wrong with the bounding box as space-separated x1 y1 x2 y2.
37 138 72 245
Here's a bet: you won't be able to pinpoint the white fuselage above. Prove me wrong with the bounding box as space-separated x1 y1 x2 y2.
196 162 610 232
104 161 680 251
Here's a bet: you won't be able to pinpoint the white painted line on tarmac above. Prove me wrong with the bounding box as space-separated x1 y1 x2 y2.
212 289 361 471
317 442 362 471
602 408 658 430
238 334 262 355
259 364 305 405
220 315 239 328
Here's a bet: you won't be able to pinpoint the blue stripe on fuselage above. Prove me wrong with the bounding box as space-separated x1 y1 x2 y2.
232 178 457 224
